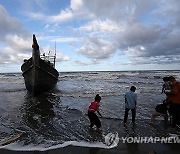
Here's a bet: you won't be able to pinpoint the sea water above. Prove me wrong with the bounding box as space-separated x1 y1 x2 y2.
0 71 180 151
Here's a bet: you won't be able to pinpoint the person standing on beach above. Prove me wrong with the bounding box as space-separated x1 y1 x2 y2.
168 76 180 127
124 86 137 125
88 94 102 131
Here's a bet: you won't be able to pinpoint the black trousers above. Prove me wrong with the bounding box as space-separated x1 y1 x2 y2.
88 111 101 128
124 107 136 123
168 103 180 126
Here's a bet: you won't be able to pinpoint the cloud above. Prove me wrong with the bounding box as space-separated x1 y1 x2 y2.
26 0 135 23
56 53 70 62
81 0 136 21
16 0 180 67
44 24 61 33
77 36 116 60
18 0 48 13
25 0 93 23
74 60 89 66
117 23 180 58
74 60 100 66
51 8 74 23
153 0 180 23
38 34 78 43
5 35 31 51
49 36 78 43
0 4 70 66
73 19 122 61
39 45 70 62
26 8 75 23
0 4 28 38
74 0 180 65
26 12 45 20
0 4 31 64
77 19 123 33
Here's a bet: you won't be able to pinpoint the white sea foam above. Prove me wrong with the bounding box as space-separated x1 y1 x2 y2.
0 141 110 151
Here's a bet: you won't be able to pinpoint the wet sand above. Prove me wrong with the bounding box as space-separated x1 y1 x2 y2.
1 143 180 154
1 119 180 154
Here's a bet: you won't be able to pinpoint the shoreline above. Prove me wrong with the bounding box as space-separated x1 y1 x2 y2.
1 142 180 154
1 69 180 74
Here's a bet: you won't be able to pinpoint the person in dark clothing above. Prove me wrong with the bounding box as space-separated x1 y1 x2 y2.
162 76 172 94
150 100 168 124
168 76 180 127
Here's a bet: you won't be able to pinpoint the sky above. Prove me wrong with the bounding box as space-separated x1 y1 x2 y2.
0 0 180 73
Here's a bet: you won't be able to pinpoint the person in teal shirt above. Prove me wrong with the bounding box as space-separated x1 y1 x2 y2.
124 86 137 125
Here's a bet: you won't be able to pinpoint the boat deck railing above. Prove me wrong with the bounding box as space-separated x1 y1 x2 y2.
40 52 56 67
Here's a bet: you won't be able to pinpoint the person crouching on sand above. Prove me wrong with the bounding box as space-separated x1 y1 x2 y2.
88 94 102 131
150 99 168 124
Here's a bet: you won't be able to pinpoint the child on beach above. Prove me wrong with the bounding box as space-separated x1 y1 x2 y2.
88 94 102 131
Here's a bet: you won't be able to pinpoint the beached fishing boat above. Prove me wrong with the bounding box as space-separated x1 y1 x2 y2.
21 34 59 95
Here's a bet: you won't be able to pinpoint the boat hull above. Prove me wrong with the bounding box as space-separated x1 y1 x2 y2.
21 58 59 95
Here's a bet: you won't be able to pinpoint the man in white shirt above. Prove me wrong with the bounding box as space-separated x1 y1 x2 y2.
124 86 137 125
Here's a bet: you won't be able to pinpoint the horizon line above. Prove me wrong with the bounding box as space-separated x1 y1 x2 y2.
1 69 180 74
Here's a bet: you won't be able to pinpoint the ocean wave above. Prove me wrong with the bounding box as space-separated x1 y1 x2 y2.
53 90 126 98
0 73 22 78
0 140 109 151
0 88 26 93
1 70 180 153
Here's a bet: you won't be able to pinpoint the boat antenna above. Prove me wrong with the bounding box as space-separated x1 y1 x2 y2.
54 41 56 67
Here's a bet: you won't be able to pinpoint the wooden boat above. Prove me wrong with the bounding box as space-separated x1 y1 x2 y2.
21 34 59 95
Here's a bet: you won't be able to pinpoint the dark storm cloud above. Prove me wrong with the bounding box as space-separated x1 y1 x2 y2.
82 0 180 64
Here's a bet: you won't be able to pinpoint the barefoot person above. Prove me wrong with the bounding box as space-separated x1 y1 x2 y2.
150 100 168 124
88 94 102 131
124 86 137 125
150 76 172 124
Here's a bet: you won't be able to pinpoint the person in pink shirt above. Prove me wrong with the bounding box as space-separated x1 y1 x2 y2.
88 94 102 131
